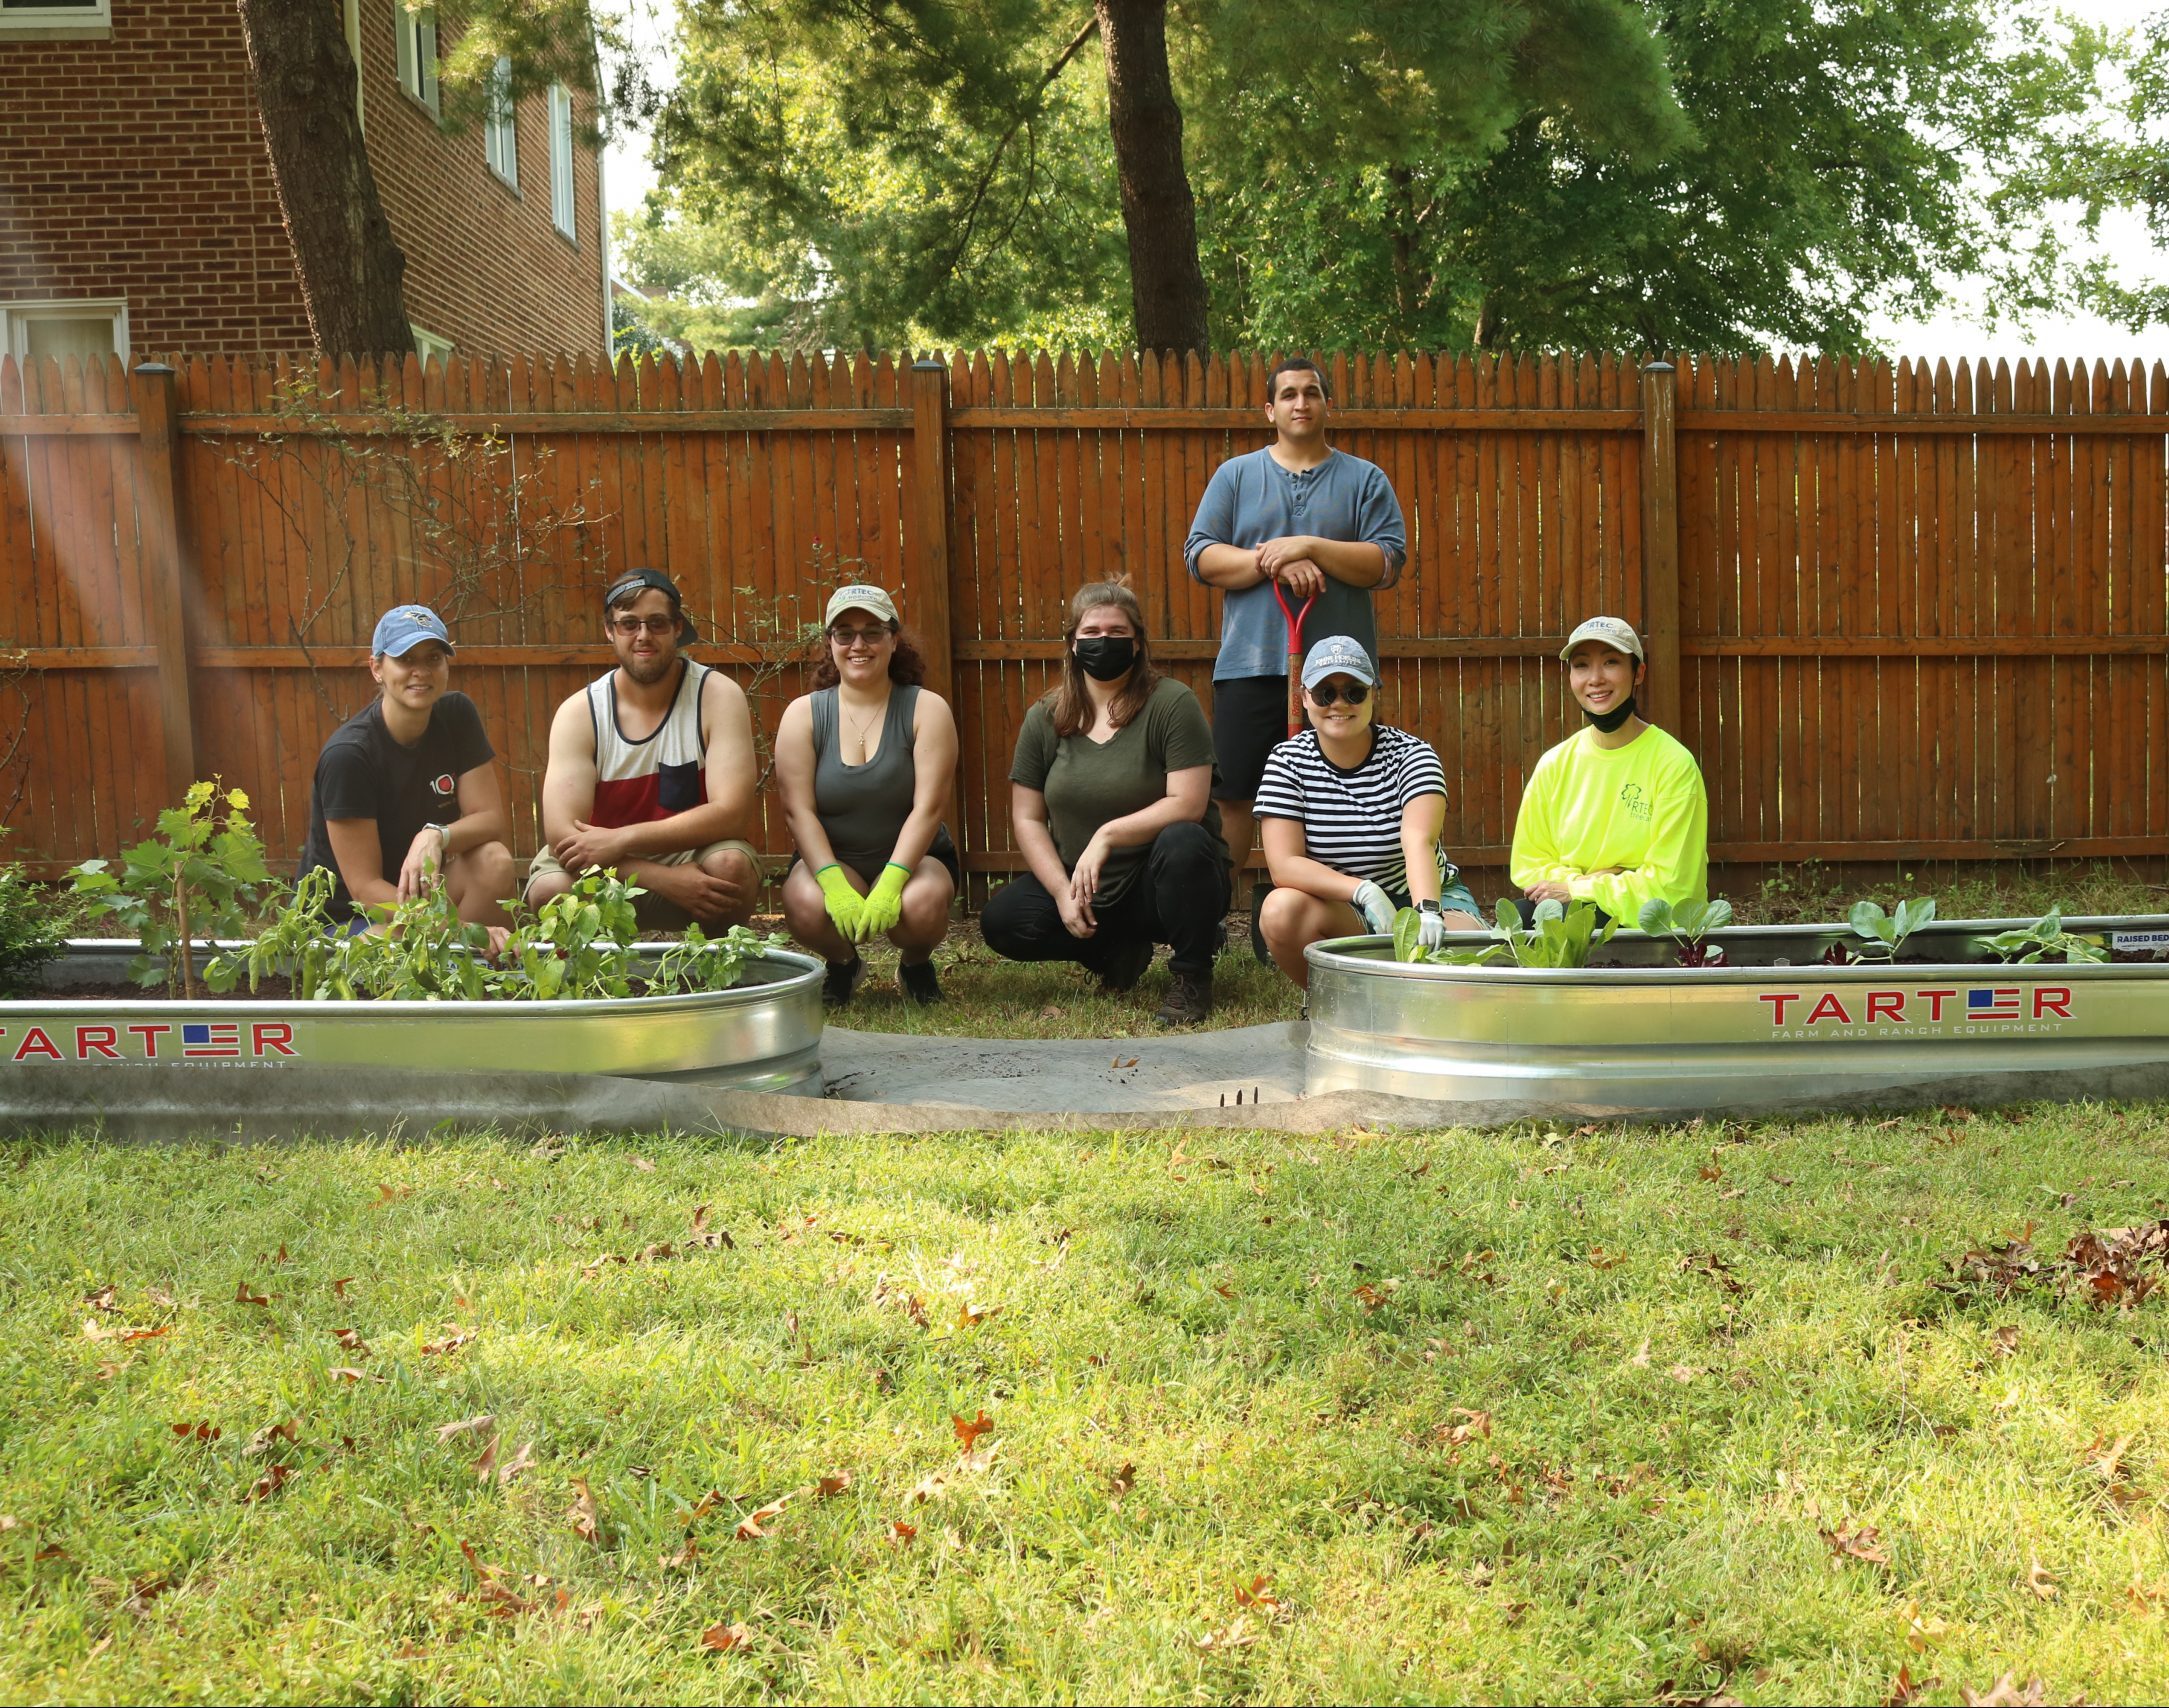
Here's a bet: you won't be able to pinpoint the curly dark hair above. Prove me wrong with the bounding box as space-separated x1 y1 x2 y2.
810 622 929 690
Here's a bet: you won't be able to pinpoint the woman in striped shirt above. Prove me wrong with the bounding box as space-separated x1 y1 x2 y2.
1254 636 1483 988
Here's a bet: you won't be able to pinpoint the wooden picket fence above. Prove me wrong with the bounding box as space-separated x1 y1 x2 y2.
0 346 2164 894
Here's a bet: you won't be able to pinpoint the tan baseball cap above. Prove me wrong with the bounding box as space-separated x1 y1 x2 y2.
1560 616 1644 662
825 584 899 627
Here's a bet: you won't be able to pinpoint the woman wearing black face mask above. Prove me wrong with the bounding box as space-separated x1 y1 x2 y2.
981 580 1232 1025
1509 615 1709 921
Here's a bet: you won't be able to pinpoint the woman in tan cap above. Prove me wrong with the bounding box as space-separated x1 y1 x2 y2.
775 585 960 1005
1509 615 1708 921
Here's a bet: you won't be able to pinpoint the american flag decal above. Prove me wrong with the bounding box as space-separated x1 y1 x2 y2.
1968 988 2022 1021
182 1022 241 1058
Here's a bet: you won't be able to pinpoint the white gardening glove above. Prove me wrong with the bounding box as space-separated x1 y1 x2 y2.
1417 900 1448 951
1351 880 1396 935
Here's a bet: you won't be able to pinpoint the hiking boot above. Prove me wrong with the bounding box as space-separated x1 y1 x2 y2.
1156 969 1213 1027
897 957 944 1005
822 955 865 1009
1096 937 1154 994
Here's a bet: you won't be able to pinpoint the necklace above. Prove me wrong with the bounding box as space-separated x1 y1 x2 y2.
840 694 884 760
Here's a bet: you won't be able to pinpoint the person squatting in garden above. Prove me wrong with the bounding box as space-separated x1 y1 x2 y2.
527 569 762 932
295 603 518 936
1510 615 1709 921
980 579 1232 1027
1183 356 1407 935
774 584 961 1008
1254 635 1485 988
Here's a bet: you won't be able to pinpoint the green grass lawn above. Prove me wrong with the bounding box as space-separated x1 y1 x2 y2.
7 1110 2169 1702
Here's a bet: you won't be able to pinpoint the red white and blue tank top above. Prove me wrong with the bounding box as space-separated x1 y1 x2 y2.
586 660 711 827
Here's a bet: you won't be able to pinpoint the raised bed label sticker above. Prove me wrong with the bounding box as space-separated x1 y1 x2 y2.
1756 985 2073 1039
2112 930 2169 952
0 1020 298 1063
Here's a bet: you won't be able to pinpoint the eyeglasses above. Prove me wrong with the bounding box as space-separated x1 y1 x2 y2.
609 614 679 638
1309 681 1370 706
829 624 892 646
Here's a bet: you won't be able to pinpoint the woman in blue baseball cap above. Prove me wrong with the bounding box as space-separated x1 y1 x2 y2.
1254 635 1482 987
294 604 518 933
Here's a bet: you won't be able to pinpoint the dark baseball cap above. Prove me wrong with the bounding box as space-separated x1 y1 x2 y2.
603 569 697 644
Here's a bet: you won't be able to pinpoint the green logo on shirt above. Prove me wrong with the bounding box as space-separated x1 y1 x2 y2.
1620 782 1651 822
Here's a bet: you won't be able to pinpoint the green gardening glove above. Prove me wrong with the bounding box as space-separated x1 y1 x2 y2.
856 862 912 941
815 864 864 941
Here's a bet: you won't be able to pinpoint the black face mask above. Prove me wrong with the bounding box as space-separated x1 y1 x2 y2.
1074 636 1138 681
1584 694 1638 734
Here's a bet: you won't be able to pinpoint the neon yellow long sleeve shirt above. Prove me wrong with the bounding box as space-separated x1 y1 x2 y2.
1509 724 1708 921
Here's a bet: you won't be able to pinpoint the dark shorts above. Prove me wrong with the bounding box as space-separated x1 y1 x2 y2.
1211 674 1292 802
831 825 962 891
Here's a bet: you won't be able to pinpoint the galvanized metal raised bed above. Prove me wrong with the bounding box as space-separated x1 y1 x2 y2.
0 938 825 1112
1304 915 2169 1120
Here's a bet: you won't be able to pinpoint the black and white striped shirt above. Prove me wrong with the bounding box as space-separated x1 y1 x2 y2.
1254 724 1449 895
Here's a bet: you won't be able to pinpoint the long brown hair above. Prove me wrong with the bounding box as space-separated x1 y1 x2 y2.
1048 581 1159 738
809 622 929 690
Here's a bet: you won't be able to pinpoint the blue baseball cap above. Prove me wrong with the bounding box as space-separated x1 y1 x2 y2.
371 604 453 659
1301 634 1378 690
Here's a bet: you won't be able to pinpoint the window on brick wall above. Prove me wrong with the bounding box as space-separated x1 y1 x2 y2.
549 84 576 240
394 3 439 112
2 300 127 365
485 57 518 187
0 0 110 39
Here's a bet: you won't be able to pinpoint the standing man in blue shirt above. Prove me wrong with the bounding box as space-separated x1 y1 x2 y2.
1183 357 1408 907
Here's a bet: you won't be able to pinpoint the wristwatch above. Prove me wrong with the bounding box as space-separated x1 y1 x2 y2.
426 822 452 851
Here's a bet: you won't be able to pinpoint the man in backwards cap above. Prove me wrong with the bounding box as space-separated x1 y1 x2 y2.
526 569 762 930
296 604 518 930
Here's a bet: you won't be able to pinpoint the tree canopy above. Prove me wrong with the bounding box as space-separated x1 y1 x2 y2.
620 0 2112 356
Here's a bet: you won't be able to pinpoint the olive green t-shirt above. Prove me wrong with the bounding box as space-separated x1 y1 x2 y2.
1009 676 1228 905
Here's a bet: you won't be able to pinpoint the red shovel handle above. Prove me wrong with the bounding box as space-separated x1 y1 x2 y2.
1272 580 1316 738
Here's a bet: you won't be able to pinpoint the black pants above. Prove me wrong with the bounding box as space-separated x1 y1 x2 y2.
982 821 1231 978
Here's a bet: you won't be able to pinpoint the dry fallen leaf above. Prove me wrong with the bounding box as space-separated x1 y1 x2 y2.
472 1435 500 1483
244 1419 299 1457
1822 1524 1891 1565
1990 1324 2021 1357
2025 1554 2058 1601
631 1156 656 1172
661 1535 699 1570
328 1367 382 1384
953 1410 995 1451
496 1440 538 1487
233 1281 272 1307
1884 1664 1936 1707
954 1301 1000 1329
331 1276 354 1298
1108 1462 1137 1502
1233 1573 1280 1613
568 1478 600 1543
813 1473 852 1499
1667 1363 1700 1384
436 1413 495 1443
1435 1407 1492 1448
144 1285 177 1310
83 1283 119 1314
1957 1674 2047 1707
735 1496 791 1541
420 1325 475 1356
375 1183 412 1205
888 1519 917 1544
701 1619 753 1653
240 1463 293 1504
1195 1614 1258 1652
1902 1602 1953 1652
170 1421 221 1443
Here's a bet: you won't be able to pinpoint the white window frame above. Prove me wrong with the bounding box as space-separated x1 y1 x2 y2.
1 298 129 364
411 324 454 366
394 3 439 113
484 56 519 188
549 83 577 240
0 0 111 41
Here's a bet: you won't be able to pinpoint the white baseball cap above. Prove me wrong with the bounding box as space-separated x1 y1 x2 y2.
825 584 899 627
1560 616 1644 662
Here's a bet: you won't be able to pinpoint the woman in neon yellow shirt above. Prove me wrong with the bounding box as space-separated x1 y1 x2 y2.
1510 616 1708 920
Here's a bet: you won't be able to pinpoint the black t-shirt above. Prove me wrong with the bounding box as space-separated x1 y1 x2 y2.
298 693 494 918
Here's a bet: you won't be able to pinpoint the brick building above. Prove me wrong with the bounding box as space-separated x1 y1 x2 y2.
0 0 609 362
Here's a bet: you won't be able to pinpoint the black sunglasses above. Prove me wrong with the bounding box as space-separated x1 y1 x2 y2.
1308 680 1370 707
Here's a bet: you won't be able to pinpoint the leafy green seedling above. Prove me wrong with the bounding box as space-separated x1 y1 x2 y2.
71 779 273 997
1847 897 1937 962
1637 897 1735 966
1493 897 1616 969
1973 906 2109 966
1390 906 1507 967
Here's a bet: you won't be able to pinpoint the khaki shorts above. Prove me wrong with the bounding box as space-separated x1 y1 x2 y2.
526 838 761 927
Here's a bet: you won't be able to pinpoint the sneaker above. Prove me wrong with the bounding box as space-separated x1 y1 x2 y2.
822 955 864 1009
1096 938 1154 994
1156 969 1213 1027
897 958 943 1005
